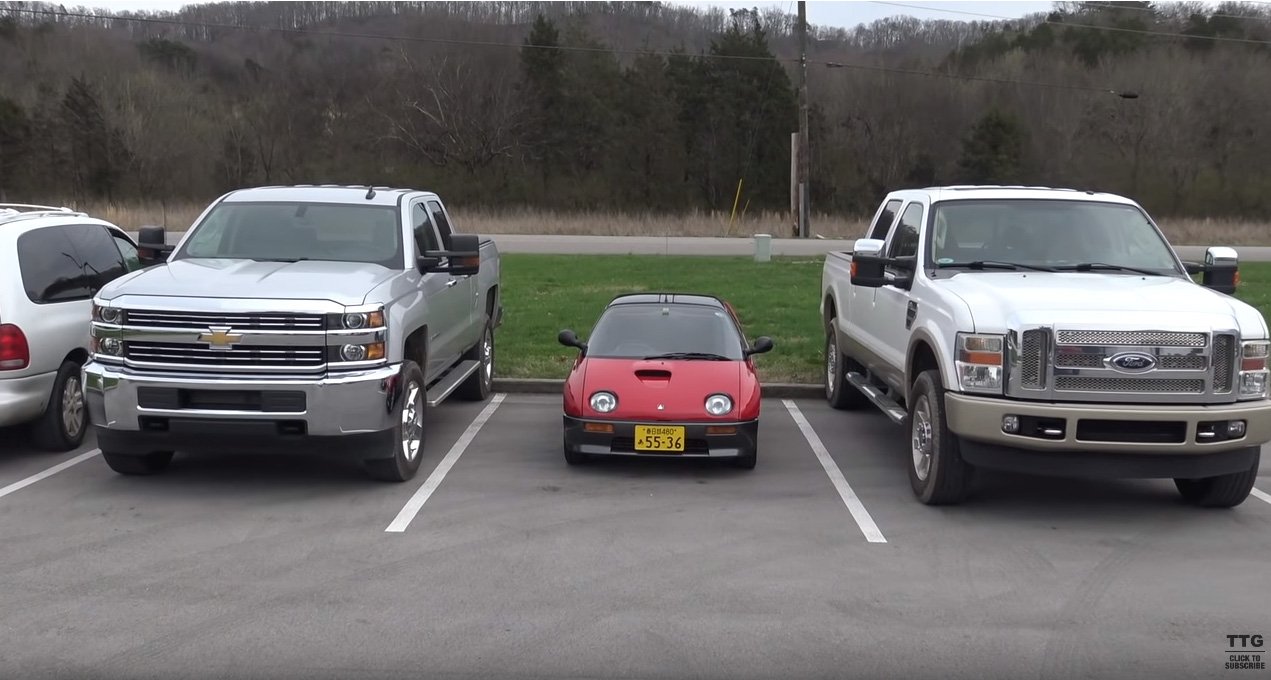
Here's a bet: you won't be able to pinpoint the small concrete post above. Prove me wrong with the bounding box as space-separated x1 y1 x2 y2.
753 233 772 262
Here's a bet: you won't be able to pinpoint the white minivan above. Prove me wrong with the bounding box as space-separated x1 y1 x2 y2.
0 205 142 450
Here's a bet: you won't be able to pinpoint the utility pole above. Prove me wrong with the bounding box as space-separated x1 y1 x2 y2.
796 0 810 238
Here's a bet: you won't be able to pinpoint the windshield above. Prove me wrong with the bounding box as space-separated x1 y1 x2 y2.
927 199 1183 275
174 201 404 268
586 303 746 360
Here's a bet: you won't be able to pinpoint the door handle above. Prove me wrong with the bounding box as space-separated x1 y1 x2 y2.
445 279 460 288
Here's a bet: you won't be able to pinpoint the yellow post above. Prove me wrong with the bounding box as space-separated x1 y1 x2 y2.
727 178 744 236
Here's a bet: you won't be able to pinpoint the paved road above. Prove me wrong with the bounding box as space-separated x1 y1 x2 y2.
2 394 1268 679
132 231 1271 261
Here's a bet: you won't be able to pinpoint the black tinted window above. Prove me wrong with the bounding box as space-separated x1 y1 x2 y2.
867 200 902 240
111 232 142 272
426 201 452 248
586 304 745 360
412 203 440 255
888 203 923 258
17 225 126 304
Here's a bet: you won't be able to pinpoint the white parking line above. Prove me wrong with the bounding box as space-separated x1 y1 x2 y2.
385 394 506 533
1252 488 1271 506
782 400 887 543
0 449 101 501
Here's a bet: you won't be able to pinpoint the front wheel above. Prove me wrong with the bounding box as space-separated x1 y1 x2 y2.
1174 449 1260 508
365 361 427 482
907 370 970 505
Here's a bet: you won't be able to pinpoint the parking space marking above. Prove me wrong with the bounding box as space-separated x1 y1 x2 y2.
385 394 506 533
0 449 100 501
1252 488 1271 506
782 400 887 543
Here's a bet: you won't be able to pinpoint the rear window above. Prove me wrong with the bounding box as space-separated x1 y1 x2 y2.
17 224 127 304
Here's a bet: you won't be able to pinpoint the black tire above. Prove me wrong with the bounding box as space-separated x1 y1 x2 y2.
1174 449 1260 508
825 320 868 410
102 450 173 475
31 359 89 452
364 360 427 482
455 318 493 401
906 369 971 505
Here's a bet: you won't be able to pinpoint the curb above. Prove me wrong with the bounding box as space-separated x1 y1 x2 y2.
492 378 823 400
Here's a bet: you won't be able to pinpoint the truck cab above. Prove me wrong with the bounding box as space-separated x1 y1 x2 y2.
820 186 1268 507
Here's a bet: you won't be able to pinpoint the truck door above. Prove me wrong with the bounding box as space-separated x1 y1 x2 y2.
872 201 924 391
426 199 478 350
410 200 468 380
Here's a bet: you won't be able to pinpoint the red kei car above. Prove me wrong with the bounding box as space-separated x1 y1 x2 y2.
557 293 774 469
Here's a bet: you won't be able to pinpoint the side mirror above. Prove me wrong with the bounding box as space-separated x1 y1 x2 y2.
1201 246 1238 294
745 336 774 357
135 225 172 264
850 253 889 288
852 238 885 256
418 233 481 276
558 329 586 351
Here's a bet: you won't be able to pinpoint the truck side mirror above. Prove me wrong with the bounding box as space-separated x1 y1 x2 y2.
136 225 172 264
1201 246 1238 294
418 233 481 276
852 238 885 256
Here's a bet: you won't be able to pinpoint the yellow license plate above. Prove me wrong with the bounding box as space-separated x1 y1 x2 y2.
634 425 685 452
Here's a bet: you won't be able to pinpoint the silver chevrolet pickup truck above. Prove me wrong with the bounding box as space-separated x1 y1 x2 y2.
84 185 502 482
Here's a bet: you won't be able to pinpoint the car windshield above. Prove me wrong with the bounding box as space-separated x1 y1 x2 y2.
928 199 1182 275
174 201 403 268
586 303 746 360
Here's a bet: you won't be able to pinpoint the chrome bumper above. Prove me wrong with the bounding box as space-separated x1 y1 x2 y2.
0 371 56 428
82 361 401 436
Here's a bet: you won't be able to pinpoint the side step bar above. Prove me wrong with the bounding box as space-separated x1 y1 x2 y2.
425 360 480 407
845 371 908 425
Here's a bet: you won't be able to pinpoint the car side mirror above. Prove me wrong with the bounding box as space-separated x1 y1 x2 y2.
1201 246 1238 294
852 238 885 256
745 336 774 357
558 329 587 351
850 253 889 288
135 225 173 264
419 233 481 276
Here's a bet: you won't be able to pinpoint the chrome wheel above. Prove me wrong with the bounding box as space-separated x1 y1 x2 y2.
481 330 493 384
62 375 85 440
825 335 837 398
911 394 933 482
401 383 423 462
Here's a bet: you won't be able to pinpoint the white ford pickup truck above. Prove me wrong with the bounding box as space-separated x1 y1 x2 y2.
821 186 1269 507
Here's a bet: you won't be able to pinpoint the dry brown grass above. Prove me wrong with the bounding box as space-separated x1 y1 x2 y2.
51 199 1271 245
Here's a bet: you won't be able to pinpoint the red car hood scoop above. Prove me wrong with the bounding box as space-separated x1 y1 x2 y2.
634 368 673 382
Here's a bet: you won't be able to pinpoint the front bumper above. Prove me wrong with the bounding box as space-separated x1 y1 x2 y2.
944 393 1270 478
0 371 56 428
83 361 401 457
563 416 758 458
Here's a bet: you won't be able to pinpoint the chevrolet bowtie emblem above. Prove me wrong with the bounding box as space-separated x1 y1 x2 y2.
198 326 242 349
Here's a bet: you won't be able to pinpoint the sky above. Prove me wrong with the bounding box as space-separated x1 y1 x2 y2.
68 0 1059 28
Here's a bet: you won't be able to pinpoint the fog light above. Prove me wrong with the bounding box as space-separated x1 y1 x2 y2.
1002 415 1020 434
341 344 367 361
1228 420 1247 437
99 337 123 356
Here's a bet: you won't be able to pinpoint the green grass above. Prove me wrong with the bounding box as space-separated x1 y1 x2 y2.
496 254 825 383
495 257 1271 385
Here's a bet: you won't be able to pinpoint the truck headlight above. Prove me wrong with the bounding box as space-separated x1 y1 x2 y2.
330 309 386 330
92 303 121 324
956 333 1004 393
337 343 385 363
1239 340 1269 399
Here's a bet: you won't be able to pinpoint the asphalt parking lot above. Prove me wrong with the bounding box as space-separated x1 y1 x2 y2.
1 393 1269 680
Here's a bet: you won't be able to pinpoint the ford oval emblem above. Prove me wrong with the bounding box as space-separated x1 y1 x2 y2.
1108 352 1157 372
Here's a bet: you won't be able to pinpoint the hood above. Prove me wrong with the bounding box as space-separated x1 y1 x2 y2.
580 357 745 421
98 258 398 307
936 272 1268 336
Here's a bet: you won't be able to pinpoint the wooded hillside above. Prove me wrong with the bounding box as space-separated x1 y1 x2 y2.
0 0 1268 220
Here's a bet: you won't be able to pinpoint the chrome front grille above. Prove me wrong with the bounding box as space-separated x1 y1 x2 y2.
126 342 325 368
1054 377 1205 393
125 310 325 331
1213 334 1236 393
1019 329 1046 388
1055 330 1207 347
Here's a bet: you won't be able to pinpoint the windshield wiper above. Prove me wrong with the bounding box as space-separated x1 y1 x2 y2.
642 352 733 361
936 260 1056 272
1054 262 1162 276
251 257 310 263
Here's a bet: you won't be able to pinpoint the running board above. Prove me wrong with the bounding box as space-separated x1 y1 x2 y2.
846 371 908 425
426 360 480 406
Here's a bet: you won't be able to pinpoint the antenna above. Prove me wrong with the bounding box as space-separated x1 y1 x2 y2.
365 185 376 199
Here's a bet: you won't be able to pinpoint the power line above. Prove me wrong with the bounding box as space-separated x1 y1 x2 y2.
1 4 1139 98
870 0 1271 46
